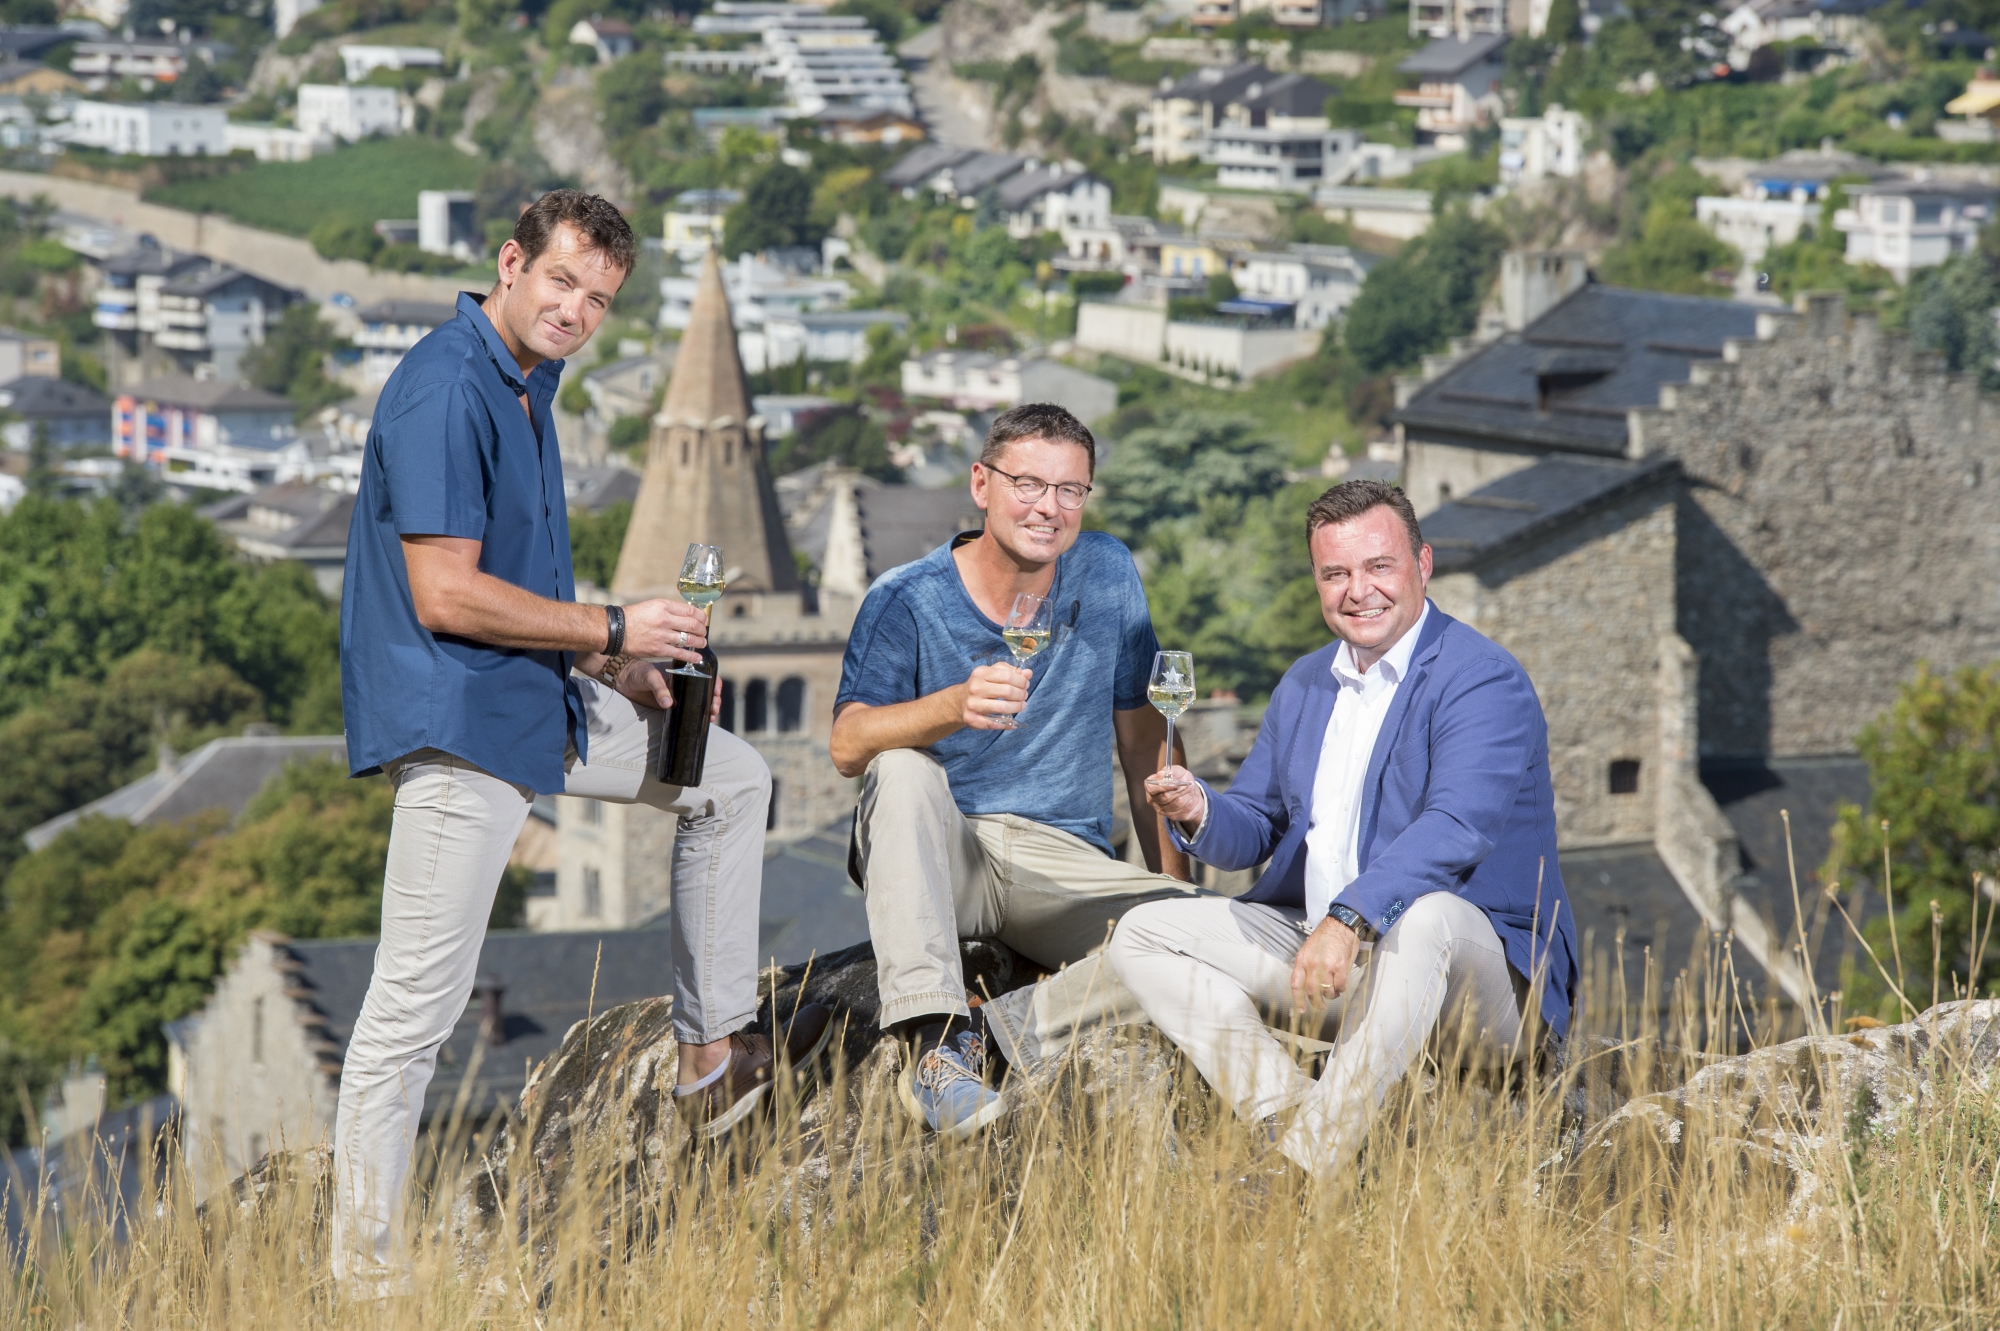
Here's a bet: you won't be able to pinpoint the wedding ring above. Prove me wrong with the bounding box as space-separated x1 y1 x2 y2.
679 630 688 647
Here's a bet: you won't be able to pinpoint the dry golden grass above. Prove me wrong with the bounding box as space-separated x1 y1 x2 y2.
8 927 2000 1331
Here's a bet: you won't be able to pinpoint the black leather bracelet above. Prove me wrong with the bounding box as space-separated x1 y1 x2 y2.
604 603 625 656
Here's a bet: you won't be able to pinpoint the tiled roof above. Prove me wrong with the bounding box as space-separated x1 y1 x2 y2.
1393 284 1762 455
1422 454 1679 573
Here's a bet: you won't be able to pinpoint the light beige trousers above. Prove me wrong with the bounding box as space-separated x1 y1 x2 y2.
1108 891 1527 1176
854 748 1207 1065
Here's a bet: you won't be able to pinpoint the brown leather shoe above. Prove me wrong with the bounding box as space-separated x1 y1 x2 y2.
676 1004 835 1139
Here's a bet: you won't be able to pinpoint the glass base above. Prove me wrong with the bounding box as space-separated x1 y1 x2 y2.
659 661 708 677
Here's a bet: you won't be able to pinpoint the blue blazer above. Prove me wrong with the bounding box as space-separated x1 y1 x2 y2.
1175 604 1578 1037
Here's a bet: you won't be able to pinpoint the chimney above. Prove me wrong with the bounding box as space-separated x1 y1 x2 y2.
1501 250 1589 332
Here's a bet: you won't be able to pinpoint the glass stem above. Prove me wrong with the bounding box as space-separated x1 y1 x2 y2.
1164 716 1176 775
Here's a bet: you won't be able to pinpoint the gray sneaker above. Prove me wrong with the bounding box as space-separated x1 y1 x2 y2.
897 1041 1006 1139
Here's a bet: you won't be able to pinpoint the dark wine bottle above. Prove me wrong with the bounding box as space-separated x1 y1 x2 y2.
659 646 718 788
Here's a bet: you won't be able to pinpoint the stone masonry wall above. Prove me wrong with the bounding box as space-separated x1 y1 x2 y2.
1632 295 2000 759
1429 483 1678 847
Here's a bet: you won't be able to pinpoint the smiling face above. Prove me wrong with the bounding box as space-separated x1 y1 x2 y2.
487 222 626 372
1309 503 1432 670
969 436 1091 568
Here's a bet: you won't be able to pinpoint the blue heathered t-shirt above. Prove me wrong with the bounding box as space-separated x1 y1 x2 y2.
834 530 1160 855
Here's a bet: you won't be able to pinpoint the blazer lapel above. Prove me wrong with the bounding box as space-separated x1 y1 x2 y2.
1356 604 1450 870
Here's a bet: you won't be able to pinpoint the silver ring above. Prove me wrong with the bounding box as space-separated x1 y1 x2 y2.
679 630 688 647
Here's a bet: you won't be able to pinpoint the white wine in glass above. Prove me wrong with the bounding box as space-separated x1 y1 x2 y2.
665 543 725 677
997 592 1053 730
1149 651 1195 776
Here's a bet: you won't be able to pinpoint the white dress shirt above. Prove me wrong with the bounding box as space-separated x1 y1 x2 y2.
1302 602 1429 925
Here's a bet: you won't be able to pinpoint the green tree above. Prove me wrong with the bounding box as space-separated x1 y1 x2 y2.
569 501 633 586
241 302 352 414
1906 251 2000 391
1342 206 1505 374
723 162 825 257
1598 163 1737 296
597 49 669 143
1822 664 2000 1020
309 217 382 264
1092 412 1287 549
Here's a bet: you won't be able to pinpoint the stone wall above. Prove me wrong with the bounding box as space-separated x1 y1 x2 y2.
1429 481 1678 847
1632 294 2000 759
1403 437 1546 517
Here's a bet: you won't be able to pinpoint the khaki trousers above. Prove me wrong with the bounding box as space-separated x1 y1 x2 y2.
1107 891 1528 1176
330 678 770 1293
854 748 1205 1065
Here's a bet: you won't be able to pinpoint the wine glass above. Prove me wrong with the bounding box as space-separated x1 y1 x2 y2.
995 592 1053 730
1149 651 1195 778
664 542 723 677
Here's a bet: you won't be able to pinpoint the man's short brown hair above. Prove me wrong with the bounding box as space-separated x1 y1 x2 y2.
980 402 1097 477
513 189 636 275
1306 479 1425 558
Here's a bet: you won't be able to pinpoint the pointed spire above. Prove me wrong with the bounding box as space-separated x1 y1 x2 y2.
610 246 799 598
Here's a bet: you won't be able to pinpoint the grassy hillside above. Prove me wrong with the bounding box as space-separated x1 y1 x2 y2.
145 138 484 237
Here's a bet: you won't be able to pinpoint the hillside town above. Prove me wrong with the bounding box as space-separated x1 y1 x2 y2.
1 0 1999 1306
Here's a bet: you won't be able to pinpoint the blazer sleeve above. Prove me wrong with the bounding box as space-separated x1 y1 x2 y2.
1170 683 1290 871
1333 656 1543 933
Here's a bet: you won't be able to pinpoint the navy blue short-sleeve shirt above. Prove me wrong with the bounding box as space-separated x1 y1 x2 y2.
339 292 582 793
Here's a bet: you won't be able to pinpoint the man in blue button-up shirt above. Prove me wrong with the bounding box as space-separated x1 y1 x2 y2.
333 192 829 1294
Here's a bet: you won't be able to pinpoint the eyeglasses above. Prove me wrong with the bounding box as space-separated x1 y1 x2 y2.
982 465 1093 510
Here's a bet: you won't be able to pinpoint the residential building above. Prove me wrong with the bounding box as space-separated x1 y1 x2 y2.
901 350 1119 423
351 299 455 384
295 82 403 141
752 392 838 437
1695 193 1815 264
808 106 924 145
1833 180 1998 283
995 163 1111 238
200 482 355 595
69 37 231 91
1409 0 1509 38
748 308 908 371
1212 123 1358 191
756 12 913 118
1315 184 1436 239
1160 318 1319 382
0 326 56 381
692 1 834 34
23 732 348 853
663 188 740 260
1498 103 1585 184
1148 63 1272 165
337 44 444 83
0 375 110 449
569 16 635 62
1940 73 2000 144
1719 0 1838 67
0 60 82 96
1229 243 1376 328
92 242 207 383
1394 34 1507 145
64 100 227 156
657 250 849 335
417 189 477 259
1160 236 1231 280
929 150 1026 201
580 348 675 422
1059 213 1182 271
223 122 329 161
151 261 302 381
112 373 299 489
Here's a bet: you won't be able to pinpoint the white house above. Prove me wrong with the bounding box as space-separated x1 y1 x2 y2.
663 188 741 260
351 299 456 384
751 309 908 371
1394 34 1507 147
1230 243 1377 329
1212 125 1359 192
337 45 444 83
296 83 404 141
995 164 1111 239
658 251 849 331
65 101 227 157
1695 188 1817 263
1720 0 1831 67
224 122 330 161
569 16 635 63
1834 181 1997 283
1498 103 1585 184
417 190 476 259
901 351 1118 423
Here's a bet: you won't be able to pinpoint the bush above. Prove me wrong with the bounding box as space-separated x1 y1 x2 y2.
1342 206 1505 374
310 216 384 264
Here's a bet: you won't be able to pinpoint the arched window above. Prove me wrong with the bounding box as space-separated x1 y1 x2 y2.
718 678 737 732
744 678 769 733
776 677 806 732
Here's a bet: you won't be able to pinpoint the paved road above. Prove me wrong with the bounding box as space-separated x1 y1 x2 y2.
0 168 466 306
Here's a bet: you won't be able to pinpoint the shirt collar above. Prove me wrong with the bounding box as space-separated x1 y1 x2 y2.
1331 599 1431 690
456 291 563 397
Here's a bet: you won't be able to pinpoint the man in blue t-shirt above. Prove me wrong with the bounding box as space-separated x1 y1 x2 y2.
832 403 1202 1136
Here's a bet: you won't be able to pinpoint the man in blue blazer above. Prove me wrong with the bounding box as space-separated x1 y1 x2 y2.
1107 479 1576 1176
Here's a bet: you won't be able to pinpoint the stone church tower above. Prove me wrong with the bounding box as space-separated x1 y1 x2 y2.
541 248 862 933
612 248 799 597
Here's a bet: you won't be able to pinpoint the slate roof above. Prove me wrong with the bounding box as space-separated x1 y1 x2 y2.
23 735 348 852
882 141 975 188
120 373 296 414
202 481 356 558
563 463 641 512
0 374 109 420
994 166 1092 211
101 246 206 280
1397 32 1508 77
1560 844 1714 994
0 26 77 60
1421 455 1678 573
1160 61 1270 106
355 299 456 326
1393 284 1762 456
939 151 1026 196
1239 72 1333 118
160 262 302 303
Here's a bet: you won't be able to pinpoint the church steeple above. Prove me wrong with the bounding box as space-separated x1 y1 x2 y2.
611 248 799 598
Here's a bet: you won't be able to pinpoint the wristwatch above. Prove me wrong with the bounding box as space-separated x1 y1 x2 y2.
1326 903 1377 942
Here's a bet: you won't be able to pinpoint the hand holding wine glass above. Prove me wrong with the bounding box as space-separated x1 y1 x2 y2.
664 543 724 677
992 592 1053 731
1148 650 1194 774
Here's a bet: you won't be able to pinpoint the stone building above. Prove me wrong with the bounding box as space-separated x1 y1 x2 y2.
1398 276 2000 996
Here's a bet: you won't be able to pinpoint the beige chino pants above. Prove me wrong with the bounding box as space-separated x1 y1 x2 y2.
854 747 1206 1066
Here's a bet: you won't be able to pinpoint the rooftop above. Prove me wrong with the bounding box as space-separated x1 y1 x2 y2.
1397 33 1509 77
1422 455 1680 573
1393 283 1763 456
355 299 457 326
119 373 296 414
1237 72 1333 118
994 165 1094 210
0 374 109 419
1160 61 1272 105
